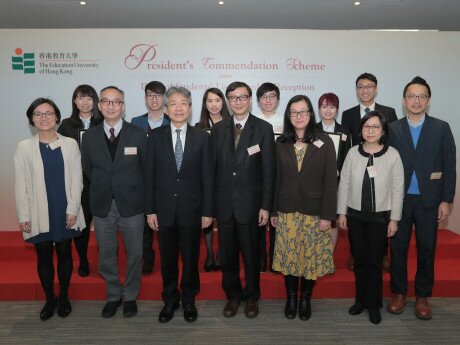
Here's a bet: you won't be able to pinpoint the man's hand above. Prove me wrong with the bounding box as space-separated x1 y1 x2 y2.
202 216 213 229
147 214 159 231
258 209 269 226
438 202 450 222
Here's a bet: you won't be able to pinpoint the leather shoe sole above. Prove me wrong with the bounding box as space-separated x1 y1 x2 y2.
223 300 240 317
159 303 179 323
183 304 198 322
101 300 122 318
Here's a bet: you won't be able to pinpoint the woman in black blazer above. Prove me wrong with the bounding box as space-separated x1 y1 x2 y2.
57 84 102 276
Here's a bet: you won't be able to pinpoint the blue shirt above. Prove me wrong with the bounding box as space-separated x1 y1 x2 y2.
407 115 425 195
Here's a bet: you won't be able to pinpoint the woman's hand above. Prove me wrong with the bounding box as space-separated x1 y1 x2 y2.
20 221 31 233
337 214 348 230
270 216 278 228
319 219 331 232
66 215 77 229
387 219 398 237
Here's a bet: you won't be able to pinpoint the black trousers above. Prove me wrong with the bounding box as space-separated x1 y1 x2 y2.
390 195 438 297
259 223 276 268
158 222 201 306
218 215 260 301
348 217 387 309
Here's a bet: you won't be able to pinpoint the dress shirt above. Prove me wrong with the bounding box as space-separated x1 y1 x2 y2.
171 123 187 150
103 119 123 139
360 102 376 118
80 115 91 130
233 113 249 129
148 114 165 130
321 120 336 133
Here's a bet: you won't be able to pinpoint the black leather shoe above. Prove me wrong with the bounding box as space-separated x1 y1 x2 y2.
204 257 214 272
123 300 138 318
40 298 57 321
298 294 311 321
245 300 259 318
349 302 364 315
369 308 382 324
142 261 153 275
260 261 267 273
78 262 89 277
183 304 198 322
159 303 179 323
284 294 298 319
213 263 221 271
57 298 72 318
101 300 122 318
223 299 240 317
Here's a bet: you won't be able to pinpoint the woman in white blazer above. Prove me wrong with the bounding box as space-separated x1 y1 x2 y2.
14 98 85 321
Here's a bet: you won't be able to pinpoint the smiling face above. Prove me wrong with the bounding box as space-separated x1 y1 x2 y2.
289 99 311 131
167 92 191 127
98 88 125 123
145 90 165 113
205 91 223 117
319 100 338 122
74 94 94 116
227 86 252 117
361 115 383 144
259 90 279 115
404 83 431 118
32 103 57 132
356 78 377 106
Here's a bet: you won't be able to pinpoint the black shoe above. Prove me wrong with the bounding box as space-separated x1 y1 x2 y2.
101 300 122 318
159 303 179 323
204 257 214 272
78 262 89 277
40 298 57 321
284 294 298 319
123 300 138 318
349 302 364 315
57 298 72 318
183 304 198 322
260 261 267 273
213 263 221 271
142 261 153 275
298 294 311 321
223 299 240 317
369 308 382 324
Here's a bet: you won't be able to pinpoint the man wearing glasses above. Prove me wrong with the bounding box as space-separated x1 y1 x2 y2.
387 76 456 320
211 81 275 318
82 86 147 319
131 80 171 275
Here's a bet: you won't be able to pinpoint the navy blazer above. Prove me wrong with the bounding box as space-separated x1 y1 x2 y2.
342 103 397 146
389 115 456 209
131 113 170 133
145 124 213 228
316 120 351 174
81 121 147 218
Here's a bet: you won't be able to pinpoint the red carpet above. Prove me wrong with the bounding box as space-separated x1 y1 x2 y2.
1 229 459 301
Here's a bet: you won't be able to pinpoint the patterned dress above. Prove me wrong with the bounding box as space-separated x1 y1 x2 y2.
272 145 335 279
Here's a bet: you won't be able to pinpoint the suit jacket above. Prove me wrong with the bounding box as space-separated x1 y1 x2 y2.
389 115 456 209
57 117 100 143
342 103 397 146
211 114 275 223
316 120 352 174
131 113 170 133
81 120 147 218
145 124 213 228
273 133 337 220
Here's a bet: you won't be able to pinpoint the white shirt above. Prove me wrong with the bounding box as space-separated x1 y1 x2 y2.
233 113 249 129
171 123 187 150
80 115 91 130
103 119 123 139
255 112 284 133
360 102 376 118
321 120 335 133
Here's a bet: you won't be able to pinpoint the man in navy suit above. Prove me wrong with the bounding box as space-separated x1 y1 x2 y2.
387 77 456 320
145 86 213 323
131 80 170 275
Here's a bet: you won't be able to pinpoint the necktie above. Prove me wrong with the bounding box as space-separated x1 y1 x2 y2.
234 123 242 148
175 129 183 171
365 108 370 114
109 128 115 142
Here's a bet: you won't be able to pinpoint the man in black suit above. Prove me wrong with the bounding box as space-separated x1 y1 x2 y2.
81 86 147 318
341 72 398 271
131 80 171 275
387 77 456 320
145 86 213 323
211 81 275 318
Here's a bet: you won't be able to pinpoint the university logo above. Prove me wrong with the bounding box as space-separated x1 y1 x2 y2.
12 48 35 74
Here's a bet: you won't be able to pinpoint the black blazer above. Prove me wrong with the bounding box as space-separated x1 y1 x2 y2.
389 115 456 209
145 124 213 228
341 103 397 146
316 120 352 174
81 120 147 218
211 114 275 223
273 133 337 220
58 117 100 143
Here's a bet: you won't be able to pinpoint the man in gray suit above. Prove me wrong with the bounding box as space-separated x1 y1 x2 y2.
82 86 147 318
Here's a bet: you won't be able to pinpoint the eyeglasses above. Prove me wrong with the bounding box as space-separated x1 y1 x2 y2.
356 85 376 91
100 99 124 107
146 93 164 100
363 125 382 132
405 94 429 101
290 110 311 118
260 94 277 101
32 111 55 119
228 95 249 103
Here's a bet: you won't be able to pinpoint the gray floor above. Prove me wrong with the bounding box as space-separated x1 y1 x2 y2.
1 299 459 345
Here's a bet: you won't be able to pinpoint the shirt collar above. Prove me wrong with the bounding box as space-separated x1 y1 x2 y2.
233 113 249 129
360 102 376 112
171 122 187 134
104 119 123 136
407 113 426 128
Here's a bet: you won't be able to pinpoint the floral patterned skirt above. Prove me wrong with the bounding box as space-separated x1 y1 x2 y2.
272 212 335 279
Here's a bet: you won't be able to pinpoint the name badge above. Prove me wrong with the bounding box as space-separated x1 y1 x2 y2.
367 165 378 178
124 147 138 155
341 134 347 142
247 144 261 155
430 172 442 180
313 139 324 148
48 141 61 150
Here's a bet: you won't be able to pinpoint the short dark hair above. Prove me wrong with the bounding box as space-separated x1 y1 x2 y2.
256 82 280 101
144 81 166 96
318 92 339 109
69 84 102 128
356 72 378 86
403 76 431 98
279 95 317 144
26 98 61 126
225 81 252 98
198 88 230 129
100 86 124 97
358 110 389 145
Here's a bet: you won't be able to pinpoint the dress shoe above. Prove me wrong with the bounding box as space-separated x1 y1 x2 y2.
78 262 89 277
347 255 354 270
369 308 382 324
245 300 259 318
101 300 122 318
142 261 153 275
204 257 214 272
348 302 364 315
415 297 432 320
386 294 406 314
183 304 198 322
40 298 57 321
123 300 138 318
213 263 222 271
223 299 240 317
159 303 179 323
57 298 72 318
284 294 298 319
260 261 267 273
382 256 390 273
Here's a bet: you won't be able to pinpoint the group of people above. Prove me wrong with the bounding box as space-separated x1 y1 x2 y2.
14 73 456 326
